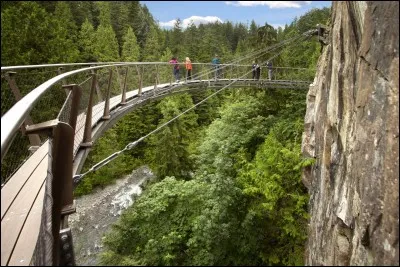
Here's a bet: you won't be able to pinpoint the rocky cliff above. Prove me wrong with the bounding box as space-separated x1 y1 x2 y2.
302 1 399 265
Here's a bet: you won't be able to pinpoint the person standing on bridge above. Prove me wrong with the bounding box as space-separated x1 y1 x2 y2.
212 54 221 80
169 57 180 82
252 61 257 80
266 60 273 80
185 57 192 80
256 61 261 80
252 60 261 80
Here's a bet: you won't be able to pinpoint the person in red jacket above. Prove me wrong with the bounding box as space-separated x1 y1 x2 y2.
185 57 192 80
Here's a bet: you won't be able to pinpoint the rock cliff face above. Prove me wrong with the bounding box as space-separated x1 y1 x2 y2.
302 1 399 265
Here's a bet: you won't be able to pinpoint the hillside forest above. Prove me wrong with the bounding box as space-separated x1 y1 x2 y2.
1 1 330 265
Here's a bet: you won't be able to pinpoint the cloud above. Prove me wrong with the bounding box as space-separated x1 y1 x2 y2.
270 23 286 29
225 1 312 8
159 16 223 29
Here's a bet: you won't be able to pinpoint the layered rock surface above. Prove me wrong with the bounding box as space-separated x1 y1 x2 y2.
302 1 399 265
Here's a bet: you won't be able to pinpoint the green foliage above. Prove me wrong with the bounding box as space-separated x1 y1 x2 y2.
237 119 310 265
1 2 52 65
196 95 268 177
47 1 80 63
142 25 162 61
147 94 198 179
94 24 120 61
121 26 140 62
101 89 312 265
79 19 97 62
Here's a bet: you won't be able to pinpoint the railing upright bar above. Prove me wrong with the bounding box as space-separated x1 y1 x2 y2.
102 69 112 120
91 68 103 102
57 67 69 95
120 67 128 105
81 71 96 147
154 65 158 96
136 65 143 96
4 71 41 147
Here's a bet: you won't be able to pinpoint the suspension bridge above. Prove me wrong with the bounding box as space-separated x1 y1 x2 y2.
1 29 322 266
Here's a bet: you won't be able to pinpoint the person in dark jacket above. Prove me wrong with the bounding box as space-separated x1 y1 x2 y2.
169 57 180 82
256 62 261 80
252 61 257 80
266 61 273 80
252 60 261 80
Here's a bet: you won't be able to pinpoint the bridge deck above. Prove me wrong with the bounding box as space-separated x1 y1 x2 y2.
0 79 309 265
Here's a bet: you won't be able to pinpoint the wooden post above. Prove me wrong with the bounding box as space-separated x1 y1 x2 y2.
26 120 74 266
4 71 41 147
102 69 112 120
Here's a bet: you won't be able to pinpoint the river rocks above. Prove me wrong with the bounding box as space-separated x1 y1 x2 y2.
302 1 399 265
68 166 155 266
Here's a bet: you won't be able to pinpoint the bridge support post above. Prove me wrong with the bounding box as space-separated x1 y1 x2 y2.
4 71 41 148
102 69 112 120
81 71 97 147
26 120 74 266
120 67 128 105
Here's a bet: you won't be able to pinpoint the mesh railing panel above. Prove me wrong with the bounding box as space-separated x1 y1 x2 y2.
57 90 73 124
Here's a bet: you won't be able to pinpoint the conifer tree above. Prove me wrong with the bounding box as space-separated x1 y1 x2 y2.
47 1 80 63
142 25 161 61
79 19 97 62
147 94 198 179
121 26 140 62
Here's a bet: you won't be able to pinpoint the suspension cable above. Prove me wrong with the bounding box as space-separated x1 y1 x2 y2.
72 32 309 184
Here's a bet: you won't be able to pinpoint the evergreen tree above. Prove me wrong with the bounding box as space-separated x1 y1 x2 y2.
142 25 161 61
110 1 130 56
94 25 120 61
249 19 258 36
121 26 140 62
170 18 183 57
47 1 80 63
1 2 52 65
147 94 198 179
79 19 97 62
97 1 111 26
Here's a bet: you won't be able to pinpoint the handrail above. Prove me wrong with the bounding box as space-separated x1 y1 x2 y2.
1 62 311 71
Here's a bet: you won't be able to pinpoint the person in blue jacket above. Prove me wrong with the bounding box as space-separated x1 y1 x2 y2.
211 54 221 79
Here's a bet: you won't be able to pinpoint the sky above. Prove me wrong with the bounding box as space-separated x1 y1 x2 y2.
141 1 331 29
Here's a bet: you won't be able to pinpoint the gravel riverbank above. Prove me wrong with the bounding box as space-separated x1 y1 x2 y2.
68 166 155 266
